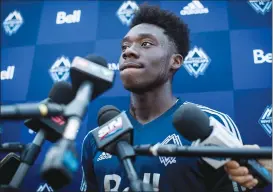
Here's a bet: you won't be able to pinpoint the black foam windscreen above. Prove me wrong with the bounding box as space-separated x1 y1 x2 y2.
24 81 74 143
97 105 121 126
172 103 212 141
48 81 74 105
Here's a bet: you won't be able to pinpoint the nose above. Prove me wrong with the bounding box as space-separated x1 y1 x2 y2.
122 45 140 60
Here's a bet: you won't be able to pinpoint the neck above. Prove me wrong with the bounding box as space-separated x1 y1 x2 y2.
129 81 177 124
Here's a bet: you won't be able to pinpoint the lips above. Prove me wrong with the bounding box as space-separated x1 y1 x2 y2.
119 62 143 71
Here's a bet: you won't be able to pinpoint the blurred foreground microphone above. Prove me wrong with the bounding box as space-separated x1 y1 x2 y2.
24 81 74 142
172 103 272 188
0 143 26 153
7 82 74 189
91 105 154 192
41 55 115 190
63 54 115 141
0 82 72 120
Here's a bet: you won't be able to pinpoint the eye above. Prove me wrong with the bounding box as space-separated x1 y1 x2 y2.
141 42 153 47
121 45 129 52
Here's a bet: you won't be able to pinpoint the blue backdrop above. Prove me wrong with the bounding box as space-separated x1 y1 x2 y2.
1 0 272 192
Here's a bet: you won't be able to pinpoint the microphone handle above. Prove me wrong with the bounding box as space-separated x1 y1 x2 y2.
116 142 139 182
9 129 46 188
116 142 154 192
133 144 272 159
0 143 26 153
63 81 93 141
0 185 20 192
120 158 154 192
120 159 139 189
0 103 64 120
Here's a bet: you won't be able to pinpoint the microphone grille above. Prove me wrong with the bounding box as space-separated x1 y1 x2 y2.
97 105 121 126
48 81 74 104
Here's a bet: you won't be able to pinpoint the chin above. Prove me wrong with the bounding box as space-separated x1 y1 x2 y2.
120 81 142 93
123 83 142 93
120 73 141 88
122 81 156 94
120 73 160 93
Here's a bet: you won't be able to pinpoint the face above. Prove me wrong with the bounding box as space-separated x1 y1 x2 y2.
119 23 173 93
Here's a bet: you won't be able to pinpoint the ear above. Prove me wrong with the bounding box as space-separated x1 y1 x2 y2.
169 54 183 71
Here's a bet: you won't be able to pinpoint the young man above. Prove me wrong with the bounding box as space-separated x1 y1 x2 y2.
81 5 261 192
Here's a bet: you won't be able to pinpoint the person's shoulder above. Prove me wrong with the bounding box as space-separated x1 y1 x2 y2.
182 101 242 143
81 127 99 158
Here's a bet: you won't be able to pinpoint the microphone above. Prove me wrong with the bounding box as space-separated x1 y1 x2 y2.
41 55 115 191
92 105 133 154
24 81 74 143
0 103 64 120
0 102 61 121
7 82 74 189
62 54 115 141
91 105 154 192
0 143 26 153
133 144 272 159
172 103 272 188
0 81 73 120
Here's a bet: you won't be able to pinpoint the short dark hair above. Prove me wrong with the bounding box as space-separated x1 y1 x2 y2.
130 4 190 59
